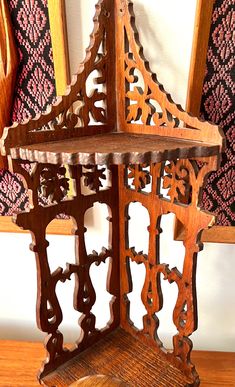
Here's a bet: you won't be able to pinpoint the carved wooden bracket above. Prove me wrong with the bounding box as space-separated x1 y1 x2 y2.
1 0 224 157
1 1 224 386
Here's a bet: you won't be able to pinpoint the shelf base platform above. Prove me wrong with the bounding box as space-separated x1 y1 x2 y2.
10 132 220 166
42 328 191 387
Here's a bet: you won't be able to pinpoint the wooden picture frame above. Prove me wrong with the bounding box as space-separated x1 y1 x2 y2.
0 0 72 235
174 0 235 244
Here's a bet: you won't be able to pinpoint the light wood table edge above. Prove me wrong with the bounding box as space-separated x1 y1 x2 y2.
0 340 234 387
0 216 74 235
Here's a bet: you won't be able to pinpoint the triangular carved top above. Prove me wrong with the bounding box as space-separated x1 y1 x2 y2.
1 0 224 159
116 1 224 146
1 0 116 154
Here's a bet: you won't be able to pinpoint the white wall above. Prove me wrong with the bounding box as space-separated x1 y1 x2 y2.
0 0 234 353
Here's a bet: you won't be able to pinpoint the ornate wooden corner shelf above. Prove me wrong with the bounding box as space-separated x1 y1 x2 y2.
1 1 224 386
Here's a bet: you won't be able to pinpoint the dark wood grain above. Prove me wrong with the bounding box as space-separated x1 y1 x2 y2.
115 0 224 148
0 1 225 386
43 329 190 387
1 1 224 156
69 375 127 386
1 340 234 387
9 161 120 381
1 0 116 155
10 132 220 166
118 156 219 386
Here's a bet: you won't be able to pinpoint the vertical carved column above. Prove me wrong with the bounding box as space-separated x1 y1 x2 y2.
11 160 120 380
119 156 218 385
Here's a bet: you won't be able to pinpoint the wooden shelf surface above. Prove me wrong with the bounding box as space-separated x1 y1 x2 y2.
0 333 234 387
10 132 220 166
43 329 188 387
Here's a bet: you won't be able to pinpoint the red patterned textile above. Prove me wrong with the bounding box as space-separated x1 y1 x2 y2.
9 0 56 122
0 0 56 216
0 169 28 215
200 0 235 226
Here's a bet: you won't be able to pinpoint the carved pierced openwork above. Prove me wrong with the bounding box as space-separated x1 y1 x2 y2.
11 161 120 379
90 257 113 330
119 156 217 385
114 0 224 150
124 42 180 128
35 21 108 133
39 166 69 204
2 1 224 386
157 274 178 351
82 165 107 193
128 258 147 330
1 0 117 155
127 164 151 192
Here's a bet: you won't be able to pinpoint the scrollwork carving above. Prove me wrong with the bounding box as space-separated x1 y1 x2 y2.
116 0 224 150
123 24 181 129
127 164 151 191
79 47 108 126
119 156 217 384
83 165 106 193
125 50 179 128
12 160 120 380
39 165 69 204
163 161 191 204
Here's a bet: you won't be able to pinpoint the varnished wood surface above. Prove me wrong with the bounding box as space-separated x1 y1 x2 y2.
186 0 214 117
69 375 127 386
9 162 121 381
0 338 234 387
42 329 189 386
115 0 224 149
0 216 74 235
48 0 70 96
0 1 225 386
10 132 220 166
1 0 117 156
1 0 224 158
174 221 235 245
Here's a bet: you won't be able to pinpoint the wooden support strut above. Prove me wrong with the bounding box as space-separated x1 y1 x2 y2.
1 1 225 386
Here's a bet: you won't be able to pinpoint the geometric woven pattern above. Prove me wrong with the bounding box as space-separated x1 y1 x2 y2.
0 169 29 215
200 0 235 226
9 0 56 122
0 0 56 216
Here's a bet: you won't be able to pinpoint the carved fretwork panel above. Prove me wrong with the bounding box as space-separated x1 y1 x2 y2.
116 1 223 147
11 160 120 380
1 1 224 386
124 39 180 129
82 165 107 193
118 155 218 386
2 0 116 154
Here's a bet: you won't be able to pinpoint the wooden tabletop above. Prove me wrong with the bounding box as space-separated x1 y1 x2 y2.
9 132 220 166
0 340 234 387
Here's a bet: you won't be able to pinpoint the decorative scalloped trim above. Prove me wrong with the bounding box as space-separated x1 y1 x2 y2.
120 0 225 148
1 0 225 156
1 0 108 155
